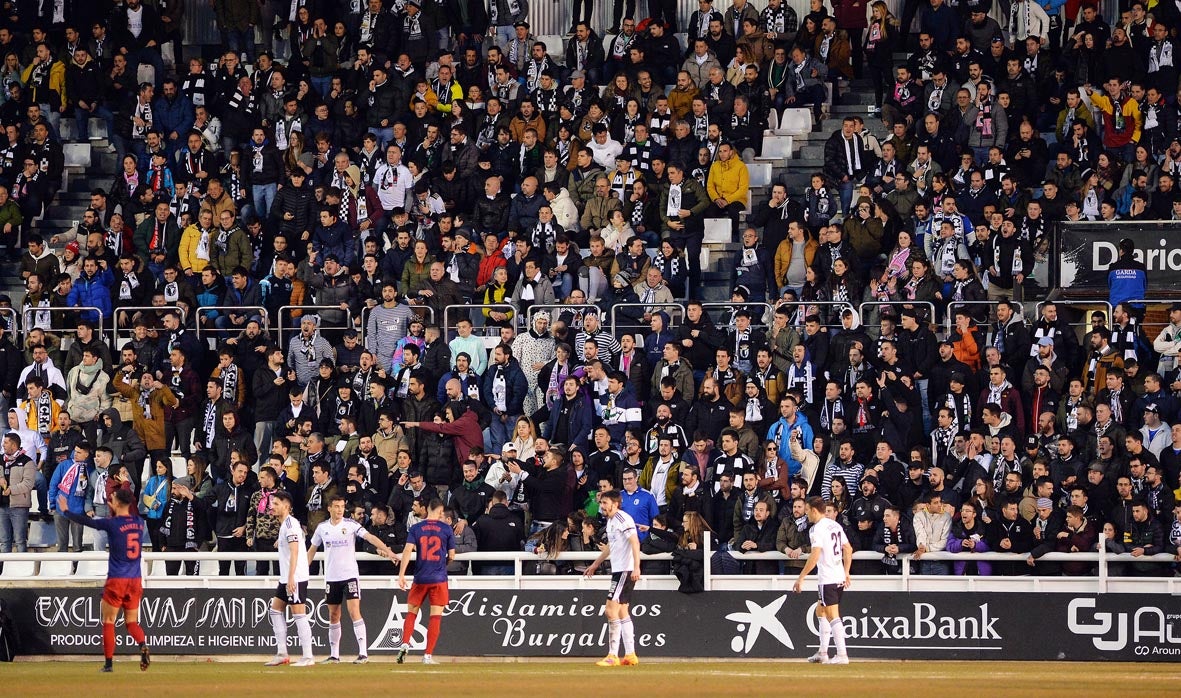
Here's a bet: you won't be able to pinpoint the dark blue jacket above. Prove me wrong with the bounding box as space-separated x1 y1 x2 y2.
479 357 529 415
1108 257 1147 309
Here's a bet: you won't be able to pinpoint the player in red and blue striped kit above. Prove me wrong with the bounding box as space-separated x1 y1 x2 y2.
396 498 455 665
59 488 151 672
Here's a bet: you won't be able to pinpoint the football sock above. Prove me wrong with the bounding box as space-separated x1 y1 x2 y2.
353 619 368 655
608 619 622 656
269 610 288 656
402 612 418 648
620 617 635 656
329 622 342 658
102 622 116 660
294 613 313 659
818 615 831 656
126 622 146 645
830 618 847 657
426 615 441 655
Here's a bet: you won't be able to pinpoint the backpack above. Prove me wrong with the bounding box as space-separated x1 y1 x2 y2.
0 598 19 661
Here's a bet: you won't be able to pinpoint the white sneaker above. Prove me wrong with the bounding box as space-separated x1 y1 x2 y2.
292 657 316 667
264 655 290 666
353 656 369 664
422 656 439 665
830 655 849 664
806 652 826 663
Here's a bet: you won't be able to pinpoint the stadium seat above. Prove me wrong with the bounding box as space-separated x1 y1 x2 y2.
63 143 92 168
748 162 772 187
766 108 779 131
27 521 56 548
762 135 794 160
199 558 219 576
38 560 74 576
779 109 813 135
75 560 108 577
703 218 731 244
0 561 36 577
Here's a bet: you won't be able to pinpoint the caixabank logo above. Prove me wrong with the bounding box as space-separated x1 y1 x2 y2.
1067 597 1181 658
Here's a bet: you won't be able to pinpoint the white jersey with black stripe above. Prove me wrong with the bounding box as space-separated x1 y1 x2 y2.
606 510 638 572
278 515 311 583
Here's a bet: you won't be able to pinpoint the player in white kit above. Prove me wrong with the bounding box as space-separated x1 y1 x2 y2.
307 494 397 664
793 496 853 664
585 490 642 667
264 491 316 667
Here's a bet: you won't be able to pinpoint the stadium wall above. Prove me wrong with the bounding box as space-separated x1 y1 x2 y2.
4 585 1179 662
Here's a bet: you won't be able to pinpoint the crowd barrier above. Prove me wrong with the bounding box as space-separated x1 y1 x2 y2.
193 306 269 343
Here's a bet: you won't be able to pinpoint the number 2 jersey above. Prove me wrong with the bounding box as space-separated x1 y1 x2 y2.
407 518 456 585
807 517 850 586
65 511 145 579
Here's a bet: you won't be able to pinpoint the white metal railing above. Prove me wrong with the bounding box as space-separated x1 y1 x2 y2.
2 531 1175 593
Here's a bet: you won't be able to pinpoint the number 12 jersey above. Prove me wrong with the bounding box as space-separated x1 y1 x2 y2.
407 519 456 584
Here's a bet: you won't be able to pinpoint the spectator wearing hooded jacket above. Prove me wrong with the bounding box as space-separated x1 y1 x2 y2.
67 257 113 325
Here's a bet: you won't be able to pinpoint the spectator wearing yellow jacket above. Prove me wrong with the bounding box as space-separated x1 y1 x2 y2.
706 143 750 240
22 44 67 113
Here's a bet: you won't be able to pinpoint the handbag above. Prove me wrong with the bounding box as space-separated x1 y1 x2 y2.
142 477 168 512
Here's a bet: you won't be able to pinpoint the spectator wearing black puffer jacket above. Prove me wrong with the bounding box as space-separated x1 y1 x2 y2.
269 171 315 255
473 492 527 574
246 128 284 221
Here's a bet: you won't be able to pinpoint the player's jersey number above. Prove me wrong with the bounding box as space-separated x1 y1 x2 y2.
831 531 841 557
420 535 443 562
127 532 141 560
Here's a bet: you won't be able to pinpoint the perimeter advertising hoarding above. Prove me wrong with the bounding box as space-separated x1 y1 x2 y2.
1056 221 1181 297
3 588 1179 662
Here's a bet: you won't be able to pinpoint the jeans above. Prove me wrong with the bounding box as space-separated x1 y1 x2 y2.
837 180 855 216
252 182 278 220
222 27 257 62
310 76 332 99
254 421 276 466
487 413 518 454
0 506 29 552
371 126 394 150
126 46 166 90
166 417 195 460
493 25 515 49
918 560 950 575
669 232 702 298
75 104 116 141
54 511 84 551
91 513 110 550
477 563 515 575
917 377 931 433
35 470 48 515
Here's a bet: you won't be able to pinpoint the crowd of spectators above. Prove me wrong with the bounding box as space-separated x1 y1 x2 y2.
0 0 1179 582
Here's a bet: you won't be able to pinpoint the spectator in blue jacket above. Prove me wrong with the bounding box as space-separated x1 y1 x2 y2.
67 257 113 325
765 394 814 479
619 467 660 540
1108 238 1147 314
599 371 643 448
152 78 195 154
480 343 529 453
47 441 94 552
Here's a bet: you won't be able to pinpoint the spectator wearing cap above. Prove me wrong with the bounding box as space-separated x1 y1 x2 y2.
1139 404 1171 458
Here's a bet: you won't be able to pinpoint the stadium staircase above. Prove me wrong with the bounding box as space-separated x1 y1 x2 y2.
699 73 885 301
0 118 115 304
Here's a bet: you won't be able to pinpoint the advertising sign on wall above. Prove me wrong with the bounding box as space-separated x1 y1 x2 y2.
4 587 1179 662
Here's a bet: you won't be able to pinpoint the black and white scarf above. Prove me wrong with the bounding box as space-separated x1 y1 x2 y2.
787 361 815 404
220 363 239 401
139 387 155 421
160 496 198 550
820 398 845 431
34 392 53 435
203 401 218 448
308 480 327 512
